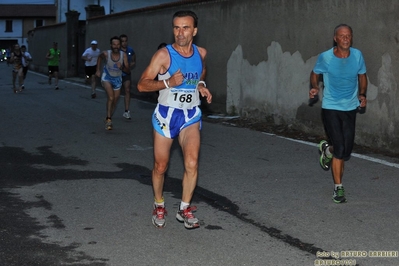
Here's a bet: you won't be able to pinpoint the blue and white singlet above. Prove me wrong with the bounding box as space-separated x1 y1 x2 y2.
101 50 124 90
153 44 203 138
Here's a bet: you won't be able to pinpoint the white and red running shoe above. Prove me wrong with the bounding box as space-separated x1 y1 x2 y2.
176 206 200 229
152 205 167 228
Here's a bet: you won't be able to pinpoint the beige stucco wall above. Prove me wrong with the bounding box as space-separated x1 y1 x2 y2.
27 0 399 152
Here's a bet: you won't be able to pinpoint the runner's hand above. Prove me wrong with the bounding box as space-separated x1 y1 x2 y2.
169 69 184 87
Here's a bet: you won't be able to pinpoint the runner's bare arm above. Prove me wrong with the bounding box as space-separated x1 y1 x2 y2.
122 53 131 74
358 73 368 107
197 47 212 104
137 48 172 92
95 51 107 77
309 71 320 98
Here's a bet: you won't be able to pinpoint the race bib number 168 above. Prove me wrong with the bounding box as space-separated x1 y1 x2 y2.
167 89 198 109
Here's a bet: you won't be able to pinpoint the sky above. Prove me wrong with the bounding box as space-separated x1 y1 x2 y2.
0 0 54 4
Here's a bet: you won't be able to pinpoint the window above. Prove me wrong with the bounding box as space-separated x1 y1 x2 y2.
5 20 12 32
35 19 44 28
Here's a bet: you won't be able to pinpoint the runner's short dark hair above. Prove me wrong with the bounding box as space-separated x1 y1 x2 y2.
173 10 198 28
110 36 120 44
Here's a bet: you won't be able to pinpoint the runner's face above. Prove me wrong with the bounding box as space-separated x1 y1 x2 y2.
120 37 128 49
173 16 197 47
111 39 120 53
334 27 352 50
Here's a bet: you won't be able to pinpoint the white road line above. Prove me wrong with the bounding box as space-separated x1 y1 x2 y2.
265 132 399 169
31 71 105 94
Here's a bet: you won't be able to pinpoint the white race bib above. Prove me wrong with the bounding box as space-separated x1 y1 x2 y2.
167 88 198 109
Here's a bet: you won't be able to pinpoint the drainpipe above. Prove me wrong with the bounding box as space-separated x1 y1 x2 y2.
58 0 62 23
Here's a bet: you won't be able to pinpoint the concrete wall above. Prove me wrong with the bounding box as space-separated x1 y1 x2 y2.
28 22 66 75
28 11 85 78
27 0 399 153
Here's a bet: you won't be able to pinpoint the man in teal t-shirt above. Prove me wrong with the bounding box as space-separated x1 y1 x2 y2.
309 24 368 204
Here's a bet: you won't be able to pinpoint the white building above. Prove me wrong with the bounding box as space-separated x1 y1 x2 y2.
0 4 56 50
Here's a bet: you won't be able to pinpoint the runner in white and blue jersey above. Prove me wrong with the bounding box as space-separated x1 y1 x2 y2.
96 36 130 130
137 10 212 229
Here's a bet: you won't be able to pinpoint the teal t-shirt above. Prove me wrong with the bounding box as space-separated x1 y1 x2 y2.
313 47 366 111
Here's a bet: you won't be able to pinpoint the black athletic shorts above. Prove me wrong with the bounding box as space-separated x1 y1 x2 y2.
23 66 29 78
48 65 59 74
122 73 131 84
85 65 97 78
322 108 357 161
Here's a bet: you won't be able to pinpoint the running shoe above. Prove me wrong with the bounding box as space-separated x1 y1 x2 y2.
318 140 332 170
152 205 167 228
91 92 96 99
176 206 200 229
105 118 112 130
123 111 131 120
55 86 59 90
21 85 25 90
333 186 347 203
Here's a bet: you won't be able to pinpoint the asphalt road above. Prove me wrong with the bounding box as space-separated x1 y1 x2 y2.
1 62 399 266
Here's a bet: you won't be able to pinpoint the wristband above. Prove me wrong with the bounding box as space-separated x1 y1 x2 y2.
163 79 169 88
197 81 206 88
359 93 367 98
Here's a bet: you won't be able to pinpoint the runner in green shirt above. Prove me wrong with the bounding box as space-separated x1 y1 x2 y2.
46 42 61 90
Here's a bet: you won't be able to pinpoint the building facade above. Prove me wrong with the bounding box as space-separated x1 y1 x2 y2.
56 0 179 22
0 1 178 50
0 4 57 50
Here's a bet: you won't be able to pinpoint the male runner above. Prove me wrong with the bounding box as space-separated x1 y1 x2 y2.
82 40 101 98
137 10 212 229
96 36 130 130
119 34 136 119
309 24 367 203
46 42 61 90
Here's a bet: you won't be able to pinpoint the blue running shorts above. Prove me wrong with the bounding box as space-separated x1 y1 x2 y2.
152 104 202 139
101 72 122 90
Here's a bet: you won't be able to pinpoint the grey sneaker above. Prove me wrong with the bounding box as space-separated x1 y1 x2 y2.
319 140 332 170
333 186 347 203
123 111 131 119
176 206 200 229
152 205 167 228
105 118 112 130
